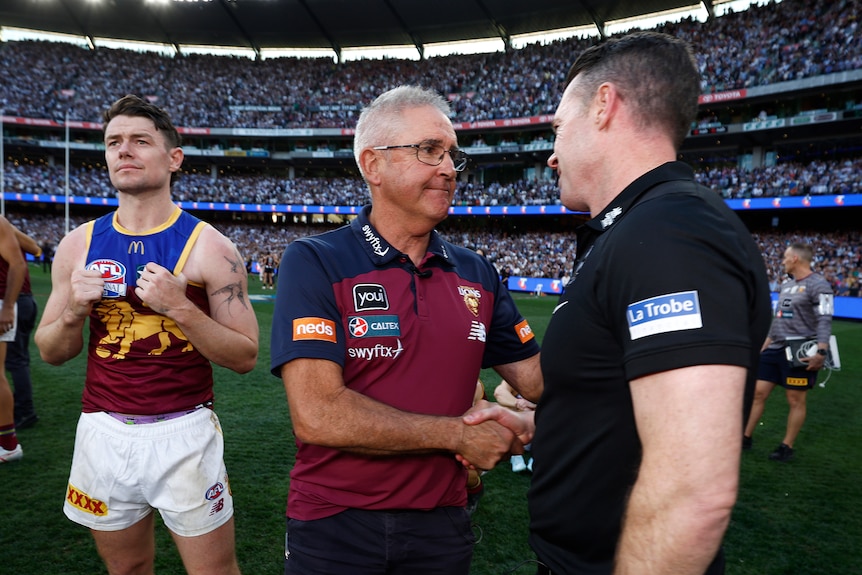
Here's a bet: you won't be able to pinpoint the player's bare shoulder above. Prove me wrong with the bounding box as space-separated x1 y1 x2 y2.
185 224 251 317
54 222 91 272
182 225 240 282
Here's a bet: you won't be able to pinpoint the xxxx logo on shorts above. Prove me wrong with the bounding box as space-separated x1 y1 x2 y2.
67 483 108 516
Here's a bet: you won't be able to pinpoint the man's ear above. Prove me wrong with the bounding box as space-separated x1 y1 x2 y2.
169 147 184 173
359 148 383 186
595 83 617 130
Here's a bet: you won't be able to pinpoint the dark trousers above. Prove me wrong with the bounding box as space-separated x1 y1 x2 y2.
285 507 475 575
8 294 37 421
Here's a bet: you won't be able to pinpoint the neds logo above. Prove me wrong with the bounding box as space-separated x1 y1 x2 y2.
353 284 389 312
293 317 337 343
515 319 535 343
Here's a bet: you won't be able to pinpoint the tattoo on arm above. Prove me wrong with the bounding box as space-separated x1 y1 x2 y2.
224 254 242 274
212 282 249 313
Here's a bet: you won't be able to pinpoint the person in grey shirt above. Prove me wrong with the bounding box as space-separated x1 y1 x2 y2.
744 242 833 462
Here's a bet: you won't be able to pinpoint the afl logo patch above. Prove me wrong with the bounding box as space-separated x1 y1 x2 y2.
205 482 225 501
87 259 127 298
87 259 125 281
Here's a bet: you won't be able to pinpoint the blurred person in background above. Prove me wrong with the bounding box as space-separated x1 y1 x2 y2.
743 242 833 462
0 216 28 463
5 225 42 430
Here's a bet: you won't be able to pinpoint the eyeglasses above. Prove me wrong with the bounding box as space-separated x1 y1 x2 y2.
373 141 469 172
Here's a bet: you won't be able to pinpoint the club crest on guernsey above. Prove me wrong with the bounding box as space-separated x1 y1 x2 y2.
458 286 481 317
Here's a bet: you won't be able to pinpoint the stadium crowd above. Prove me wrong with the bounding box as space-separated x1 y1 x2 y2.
8 211 860 298
0 0 859 129
694 156 862 199
4 155 861 208
1 0 859 297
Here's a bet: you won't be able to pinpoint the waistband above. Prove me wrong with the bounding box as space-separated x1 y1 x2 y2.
106 401 213 425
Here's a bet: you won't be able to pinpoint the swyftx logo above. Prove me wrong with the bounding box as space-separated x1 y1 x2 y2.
348 340 405 361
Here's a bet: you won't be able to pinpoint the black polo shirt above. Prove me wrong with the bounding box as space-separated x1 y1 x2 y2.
530 162 771 574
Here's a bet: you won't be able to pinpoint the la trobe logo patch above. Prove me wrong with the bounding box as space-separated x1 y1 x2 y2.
627 290 703 340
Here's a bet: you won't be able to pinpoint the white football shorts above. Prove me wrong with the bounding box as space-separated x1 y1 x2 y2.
63 408 234 537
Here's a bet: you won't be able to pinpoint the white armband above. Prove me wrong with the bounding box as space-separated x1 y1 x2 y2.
817 293 834 316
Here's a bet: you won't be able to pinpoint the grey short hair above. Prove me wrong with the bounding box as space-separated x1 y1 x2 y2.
789 242 814 263
353 85 452 179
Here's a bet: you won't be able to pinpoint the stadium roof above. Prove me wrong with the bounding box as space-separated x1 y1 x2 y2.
0 0 714 57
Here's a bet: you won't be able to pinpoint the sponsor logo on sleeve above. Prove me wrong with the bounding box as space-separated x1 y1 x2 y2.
348 315 400 338
515 319 535 343
87 259 127 298
293 317 337 343
353 284 389 312
627 290 702 340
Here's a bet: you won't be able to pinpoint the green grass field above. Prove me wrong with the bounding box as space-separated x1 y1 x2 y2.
2 265 860 574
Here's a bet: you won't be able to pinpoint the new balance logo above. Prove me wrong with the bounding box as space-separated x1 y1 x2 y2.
468 321 487 342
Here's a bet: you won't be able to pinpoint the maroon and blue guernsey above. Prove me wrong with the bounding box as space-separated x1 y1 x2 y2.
82 208 213 415
271 205 539 520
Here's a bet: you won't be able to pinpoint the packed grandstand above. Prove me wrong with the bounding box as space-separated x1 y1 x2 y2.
0 0 860 299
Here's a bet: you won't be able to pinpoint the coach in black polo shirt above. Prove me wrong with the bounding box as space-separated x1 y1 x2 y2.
464 32 771 574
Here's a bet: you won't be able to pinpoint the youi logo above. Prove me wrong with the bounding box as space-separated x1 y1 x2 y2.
353 284 389 312
626 290 702 340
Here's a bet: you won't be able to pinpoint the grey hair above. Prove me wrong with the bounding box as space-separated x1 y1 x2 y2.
353 85 452 179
